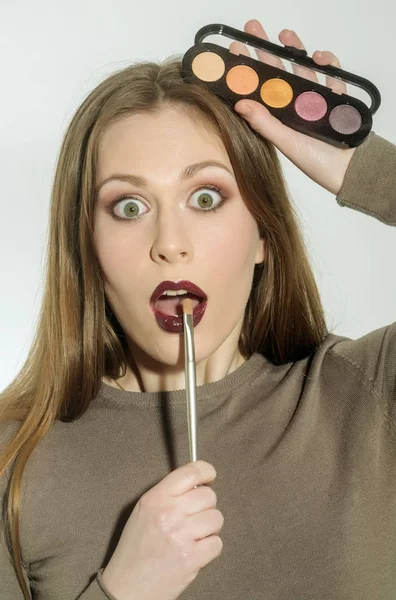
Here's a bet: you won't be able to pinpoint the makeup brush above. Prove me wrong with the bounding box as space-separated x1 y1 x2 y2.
182 298 198 463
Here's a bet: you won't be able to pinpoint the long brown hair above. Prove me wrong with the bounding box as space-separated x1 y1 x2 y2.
0 56 328 598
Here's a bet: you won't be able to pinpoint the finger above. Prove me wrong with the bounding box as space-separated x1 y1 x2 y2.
244 19 285 71
229 40 252 58
312 50 347 95
278 29 318 83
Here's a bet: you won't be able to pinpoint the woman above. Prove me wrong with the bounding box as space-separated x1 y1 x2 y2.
1 20 395 600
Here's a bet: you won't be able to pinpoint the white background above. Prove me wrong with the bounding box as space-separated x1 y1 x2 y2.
0 0 395 390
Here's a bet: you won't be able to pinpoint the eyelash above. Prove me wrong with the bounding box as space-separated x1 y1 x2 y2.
108 184 227 221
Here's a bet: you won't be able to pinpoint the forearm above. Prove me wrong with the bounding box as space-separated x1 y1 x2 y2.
336 133 396 226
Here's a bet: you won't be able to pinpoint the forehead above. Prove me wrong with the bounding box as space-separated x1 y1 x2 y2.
96 107 232 178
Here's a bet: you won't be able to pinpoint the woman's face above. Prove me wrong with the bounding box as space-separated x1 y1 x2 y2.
93 107 265 367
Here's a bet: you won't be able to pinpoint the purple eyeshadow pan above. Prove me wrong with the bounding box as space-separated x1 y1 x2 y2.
329 104 362 135
294 91 328 122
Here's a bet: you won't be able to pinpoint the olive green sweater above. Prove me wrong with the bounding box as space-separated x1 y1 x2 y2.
1 132 396 599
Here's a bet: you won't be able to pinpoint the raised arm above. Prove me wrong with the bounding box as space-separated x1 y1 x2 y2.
336 133 396 226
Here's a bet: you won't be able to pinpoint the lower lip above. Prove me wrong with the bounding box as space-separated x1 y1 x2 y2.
151 299 208 333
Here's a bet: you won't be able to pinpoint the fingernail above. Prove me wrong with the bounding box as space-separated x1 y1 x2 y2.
236 104 251 117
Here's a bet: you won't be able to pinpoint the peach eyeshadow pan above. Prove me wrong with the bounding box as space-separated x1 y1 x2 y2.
191 51 225 82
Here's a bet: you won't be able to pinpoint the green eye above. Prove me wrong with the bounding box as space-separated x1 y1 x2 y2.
197 192 213 208
114 197 147 220
191 187 223 212
122 201 139 218
111 185 225 221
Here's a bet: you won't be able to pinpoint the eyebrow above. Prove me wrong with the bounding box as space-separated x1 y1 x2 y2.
95 160 234 194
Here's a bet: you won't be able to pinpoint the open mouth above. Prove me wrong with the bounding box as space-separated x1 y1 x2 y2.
149 280 208 333
153 292 204 317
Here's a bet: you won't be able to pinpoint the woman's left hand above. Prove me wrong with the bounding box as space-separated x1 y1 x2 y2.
232 20 356 196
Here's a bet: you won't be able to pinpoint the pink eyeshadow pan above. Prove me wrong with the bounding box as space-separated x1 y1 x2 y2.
295 91 328 122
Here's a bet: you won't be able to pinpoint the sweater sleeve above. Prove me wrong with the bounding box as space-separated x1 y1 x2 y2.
330 321 396 427
0 552 117 600
0 423 30 599
336 132 396 226
0 536 117 600
333 131 396 426
0 422 116 600
0 536 30 599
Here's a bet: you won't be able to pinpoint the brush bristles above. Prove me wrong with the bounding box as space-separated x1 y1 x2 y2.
182 298 193 315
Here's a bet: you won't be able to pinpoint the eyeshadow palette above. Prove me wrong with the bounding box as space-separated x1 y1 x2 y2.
181 24 382 148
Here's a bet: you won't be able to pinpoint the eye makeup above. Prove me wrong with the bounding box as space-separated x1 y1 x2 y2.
181 24 381 148
108 184 227 220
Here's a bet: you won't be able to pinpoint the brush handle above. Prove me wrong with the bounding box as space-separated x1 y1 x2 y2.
183 313 198 462
186 360 198 462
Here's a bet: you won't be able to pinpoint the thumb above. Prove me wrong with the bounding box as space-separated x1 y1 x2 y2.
234 100 298 154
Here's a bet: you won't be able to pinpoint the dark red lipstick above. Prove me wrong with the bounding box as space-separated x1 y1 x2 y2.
150 280 208 333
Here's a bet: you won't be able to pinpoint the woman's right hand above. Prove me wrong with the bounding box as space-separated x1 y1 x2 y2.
101 460 224 600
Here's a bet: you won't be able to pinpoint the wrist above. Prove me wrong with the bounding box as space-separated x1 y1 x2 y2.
100 566 126 600
331 146 356 196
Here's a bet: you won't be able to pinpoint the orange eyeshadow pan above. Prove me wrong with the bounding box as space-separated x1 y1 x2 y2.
260 78 293 108
226 65 259 95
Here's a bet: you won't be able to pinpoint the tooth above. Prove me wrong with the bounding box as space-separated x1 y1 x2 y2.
164 289 188 296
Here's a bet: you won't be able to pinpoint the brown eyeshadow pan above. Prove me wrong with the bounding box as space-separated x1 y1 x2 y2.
329 104 362 134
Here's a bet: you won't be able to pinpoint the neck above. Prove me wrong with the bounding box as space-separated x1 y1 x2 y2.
104 346 246 393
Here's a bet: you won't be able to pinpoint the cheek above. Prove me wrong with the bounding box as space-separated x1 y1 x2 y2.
93 223 145 288
94 235 120 281
202 215 258 278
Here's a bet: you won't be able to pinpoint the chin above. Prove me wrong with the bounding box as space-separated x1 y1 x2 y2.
146 332 233 369
122 306 242 367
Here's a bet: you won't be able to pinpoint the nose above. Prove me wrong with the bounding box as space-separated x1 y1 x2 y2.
150 209 194 264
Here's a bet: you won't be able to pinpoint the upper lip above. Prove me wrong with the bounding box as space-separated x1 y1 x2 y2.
150 280 207 304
